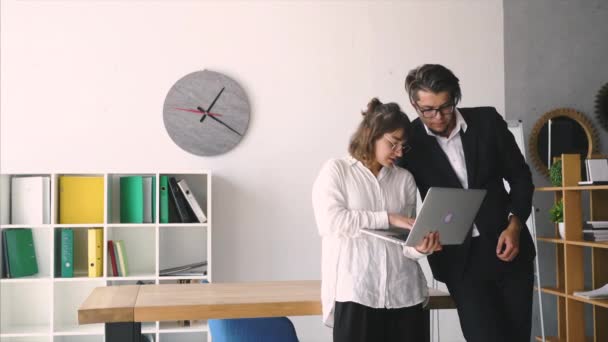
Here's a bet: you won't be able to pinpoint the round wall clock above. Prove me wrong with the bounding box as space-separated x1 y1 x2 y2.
163 70 250 156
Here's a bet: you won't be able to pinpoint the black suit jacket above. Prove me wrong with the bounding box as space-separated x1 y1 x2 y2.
398 107 536 282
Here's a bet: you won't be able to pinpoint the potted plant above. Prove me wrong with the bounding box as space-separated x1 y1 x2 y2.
550 200 565 239
550 159 562 187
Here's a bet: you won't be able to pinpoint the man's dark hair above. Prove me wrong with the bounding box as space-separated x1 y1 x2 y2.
405 64 461 105
349 98 411 165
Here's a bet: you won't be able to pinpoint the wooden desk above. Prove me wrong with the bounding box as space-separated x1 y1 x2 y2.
79 280 455 341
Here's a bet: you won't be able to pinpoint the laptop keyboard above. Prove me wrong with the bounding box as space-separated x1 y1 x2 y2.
386 228 409 241
391 234 409 241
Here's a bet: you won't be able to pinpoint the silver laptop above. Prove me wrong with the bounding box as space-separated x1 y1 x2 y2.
361 187 486 247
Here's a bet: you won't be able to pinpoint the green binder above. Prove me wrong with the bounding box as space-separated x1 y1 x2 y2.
55 228 73 278
152 177 156 222
61 229 73 277
120 176 144 223
160 176 169 223
4 228 38 278
2 231 10 278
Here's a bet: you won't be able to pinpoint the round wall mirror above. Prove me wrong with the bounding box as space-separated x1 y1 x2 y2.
595 82 608 132
529 108 599 179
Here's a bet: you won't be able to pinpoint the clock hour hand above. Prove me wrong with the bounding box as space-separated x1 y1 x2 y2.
200 87 225 122
197 106 208 123
207 114 242 136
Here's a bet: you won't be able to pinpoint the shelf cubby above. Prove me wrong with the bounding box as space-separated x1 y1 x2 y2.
1 226 52 280
159 226 207 278
53 336 103 342
53 280 106 335
159 173 209 225
106 225 156 278
0 281 52 336
107 173 156 225
0 338 51 342
159 332 207 342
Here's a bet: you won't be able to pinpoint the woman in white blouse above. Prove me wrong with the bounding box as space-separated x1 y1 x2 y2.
312 98 441 342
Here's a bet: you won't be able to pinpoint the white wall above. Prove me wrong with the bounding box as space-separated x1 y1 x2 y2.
0 1 504 341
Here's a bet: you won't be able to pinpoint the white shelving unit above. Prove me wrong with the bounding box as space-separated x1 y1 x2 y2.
0 172 212 342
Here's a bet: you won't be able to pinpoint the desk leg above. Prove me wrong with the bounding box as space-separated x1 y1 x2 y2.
106 322 142 342
423 310 430 342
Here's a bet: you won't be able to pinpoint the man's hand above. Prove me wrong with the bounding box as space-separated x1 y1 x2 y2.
415 231 443 254
496 215 522 262
388 213 415 229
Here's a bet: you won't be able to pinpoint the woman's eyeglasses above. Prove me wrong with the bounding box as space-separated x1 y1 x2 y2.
383 135 412 153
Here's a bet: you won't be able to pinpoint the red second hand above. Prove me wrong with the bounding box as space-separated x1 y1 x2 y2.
175 108 222 116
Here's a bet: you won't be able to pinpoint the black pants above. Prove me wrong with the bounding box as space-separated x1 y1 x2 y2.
333 301 425 342
445 238 534 342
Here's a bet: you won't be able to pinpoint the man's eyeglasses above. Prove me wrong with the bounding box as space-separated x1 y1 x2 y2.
383 135 412 153
415 102 455 119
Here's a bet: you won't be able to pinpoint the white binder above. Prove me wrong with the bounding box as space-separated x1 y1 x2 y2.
177 179 207 223
11 176 50 224
143 176 153 223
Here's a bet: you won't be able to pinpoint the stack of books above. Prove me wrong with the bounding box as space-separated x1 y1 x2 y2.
107 240 129 277
583 221 608 242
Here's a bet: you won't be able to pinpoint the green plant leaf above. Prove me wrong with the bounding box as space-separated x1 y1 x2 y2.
550 159 562 187
549 200 564 223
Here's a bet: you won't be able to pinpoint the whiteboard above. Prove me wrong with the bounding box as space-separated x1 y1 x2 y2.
507 120 526 159
505 120 536 237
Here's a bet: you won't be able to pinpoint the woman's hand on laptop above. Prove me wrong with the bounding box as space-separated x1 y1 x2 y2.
388 214 415 229
415 232 443 254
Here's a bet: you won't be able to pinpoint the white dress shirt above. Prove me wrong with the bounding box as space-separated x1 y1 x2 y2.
312 156 428 327
423 109 481 237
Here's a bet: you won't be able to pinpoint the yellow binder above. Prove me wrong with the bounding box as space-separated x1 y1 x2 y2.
59 176 104 224
88 228 103 277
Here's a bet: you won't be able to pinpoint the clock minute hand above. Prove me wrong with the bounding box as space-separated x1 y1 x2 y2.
204 87 224 113
200 87 225 122
207 114 242 136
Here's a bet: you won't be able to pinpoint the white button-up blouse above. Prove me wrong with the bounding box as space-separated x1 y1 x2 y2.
312 156 428 327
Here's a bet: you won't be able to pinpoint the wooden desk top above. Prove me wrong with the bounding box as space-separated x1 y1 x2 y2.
78 285 140 325
79 280 455 324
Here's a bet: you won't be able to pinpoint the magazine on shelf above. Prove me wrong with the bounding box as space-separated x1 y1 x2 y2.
159 261 207 276
583 230 608 235
573 284 608 299
164 270 208 276
579 159 608 185
585 221 608 230
583 234 608 242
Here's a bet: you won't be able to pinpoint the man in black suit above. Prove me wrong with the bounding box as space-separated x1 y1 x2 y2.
397 64 536 342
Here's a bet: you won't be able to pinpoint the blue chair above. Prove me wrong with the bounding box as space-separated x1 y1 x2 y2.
208 317 299 342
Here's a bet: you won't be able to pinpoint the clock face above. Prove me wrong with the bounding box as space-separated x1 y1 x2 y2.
163 70 250 156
